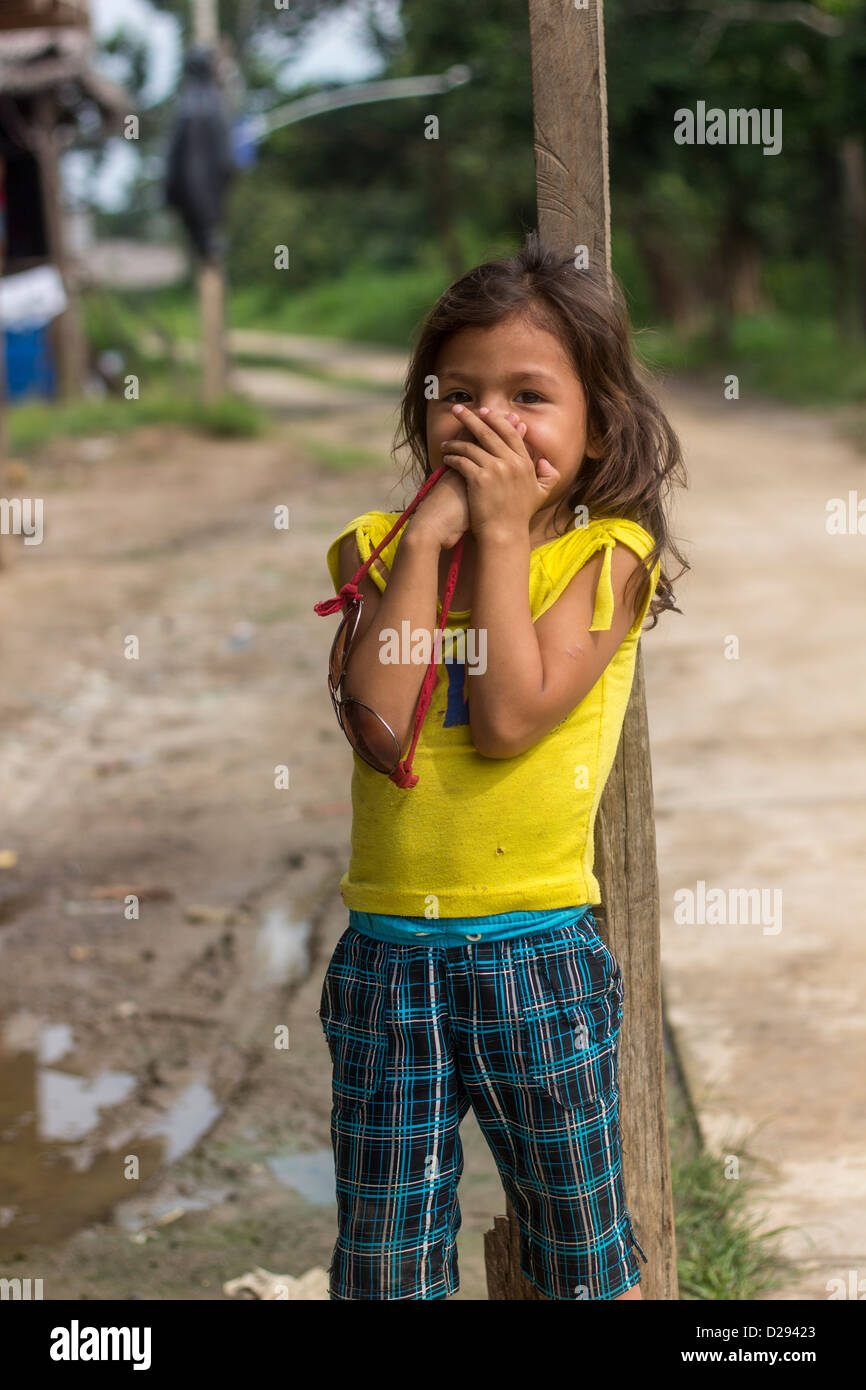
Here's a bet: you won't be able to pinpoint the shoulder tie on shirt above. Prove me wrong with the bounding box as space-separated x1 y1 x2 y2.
588 537 616 632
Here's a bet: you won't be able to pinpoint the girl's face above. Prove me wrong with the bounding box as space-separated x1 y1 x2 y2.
427 313 599 513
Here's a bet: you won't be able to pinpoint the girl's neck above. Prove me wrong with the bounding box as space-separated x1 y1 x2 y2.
529 502 566 547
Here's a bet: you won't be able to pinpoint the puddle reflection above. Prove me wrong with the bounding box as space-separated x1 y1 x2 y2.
0 1016 222 1259
253 907 311 988
266 1148 336 1206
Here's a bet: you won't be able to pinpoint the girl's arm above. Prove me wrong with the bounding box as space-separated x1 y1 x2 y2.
437 401 646 759
468 531 644 759
334 518 450 764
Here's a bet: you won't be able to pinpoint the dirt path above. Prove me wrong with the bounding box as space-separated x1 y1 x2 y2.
1 348 862 1300
0 385 538 1299
644 380 866 1301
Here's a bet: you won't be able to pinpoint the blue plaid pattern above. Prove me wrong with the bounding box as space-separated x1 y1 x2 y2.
318 910 649 1300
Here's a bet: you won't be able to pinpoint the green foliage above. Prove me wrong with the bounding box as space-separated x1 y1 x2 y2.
671 1142 797 1300
729 313 866 402
641 311 866 404
295 435 387 474
85 0 866 394
82 288 165 375
228 240 460 343
664 1079 800 1301
7 386 266 455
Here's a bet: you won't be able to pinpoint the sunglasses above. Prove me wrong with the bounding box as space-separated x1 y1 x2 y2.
314 465 464 789
327 592 403 775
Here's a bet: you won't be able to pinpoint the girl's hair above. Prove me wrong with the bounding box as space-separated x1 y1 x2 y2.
392 231 689 629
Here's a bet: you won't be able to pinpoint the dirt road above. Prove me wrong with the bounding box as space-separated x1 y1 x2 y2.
1 352 862 1300
0 386 551 1299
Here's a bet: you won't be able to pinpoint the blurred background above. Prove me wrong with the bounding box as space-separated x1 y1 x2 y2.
1 0 865 1304
3 0 866 422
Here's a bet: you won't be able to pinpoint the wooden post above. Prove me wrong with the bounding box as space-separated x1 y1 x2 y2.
198 261 227 404
32 90 86 400
193 0 228 405
193 0 219 47
528 0 611 285
484 0 678 1301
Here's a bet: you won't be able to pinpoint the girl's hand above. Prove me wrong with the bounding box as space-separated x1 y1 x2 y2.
439 405 560 541
410 464 471 550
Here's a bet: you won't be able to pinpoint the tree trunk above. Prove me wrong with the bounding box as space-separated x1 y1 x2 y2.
639 234 704 332
838 133 866 344
725 231 766 316
32 91 86 401
708 200 768 353
426 142 464 284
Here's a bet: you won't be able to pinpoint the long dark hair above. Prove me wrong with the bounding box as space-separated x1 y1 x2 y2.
392 232 689 629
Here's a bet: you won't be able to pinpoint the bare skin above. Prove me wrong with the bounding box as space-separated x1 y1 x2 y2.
615 1282 643 1301
337 315 647 1300
540 1283 642 1302
338 312 646 761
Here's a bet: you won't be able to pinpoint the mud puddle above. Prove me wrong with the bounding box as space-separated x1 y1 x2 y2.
0 1014 223 1260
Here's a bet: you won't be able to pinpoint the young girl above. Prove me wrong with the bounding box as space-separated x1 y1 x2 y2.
315 233 688 1301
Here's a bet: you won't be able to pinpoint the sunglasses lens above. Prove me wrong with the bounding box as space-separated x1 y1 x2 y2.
340 699 401 774
329 607 355 688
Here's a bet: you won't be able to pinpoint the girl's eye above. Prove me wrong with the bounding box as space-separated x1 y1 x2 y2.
440 390 544 404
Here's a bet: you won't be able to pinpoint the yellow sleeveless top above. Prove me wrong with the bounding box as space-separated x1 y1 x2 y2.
325 511 660 915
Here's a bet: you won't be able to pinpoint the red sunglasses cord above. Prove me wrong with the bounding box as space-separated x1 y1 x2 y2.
313 465 464 788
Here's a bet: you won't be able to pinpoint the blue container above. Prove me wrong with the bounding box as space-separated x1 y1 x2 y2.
3 324 57 401
231 116 259 169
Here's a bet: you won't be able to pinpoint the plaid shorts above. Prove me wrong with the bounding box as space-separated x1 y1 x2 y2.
317 910 649 1300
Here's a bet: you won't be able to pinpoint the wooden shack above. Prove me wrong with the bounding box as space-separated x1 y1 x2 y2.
0 0 129 400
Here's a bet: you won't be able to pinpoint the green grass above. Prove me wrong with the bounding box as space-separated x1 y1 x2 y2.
7 387 268 456
138 277 866 416
667 1100 800 1299
294 433 388 474
226 259 448 346
33 255 866 474
637 313 866 408
137 241 455 349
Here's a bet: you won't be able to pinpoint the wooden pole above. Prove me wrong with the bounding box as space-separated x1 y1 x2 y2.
528 0 612 286
484 0 678 1301
193 0 219 47
198 261 226 404
193 0 227 405
32 90 86 401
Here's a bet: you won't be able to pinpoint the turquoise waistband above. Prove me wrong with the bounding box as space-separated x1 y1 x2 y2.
348 904 593 947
